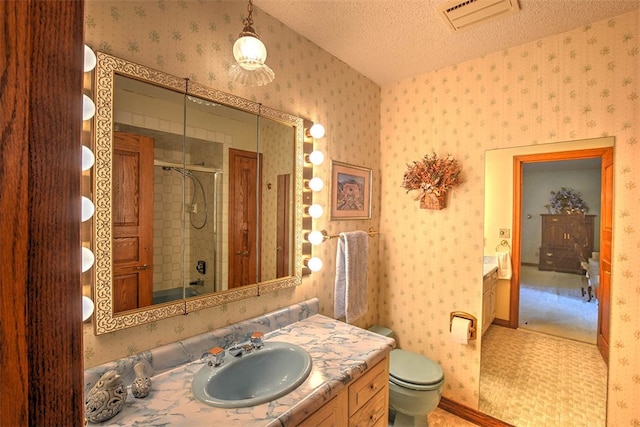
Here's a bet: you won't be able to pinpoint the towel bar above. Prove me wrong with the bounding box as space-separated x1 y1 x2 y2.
495 239 510 252
319 227 379 242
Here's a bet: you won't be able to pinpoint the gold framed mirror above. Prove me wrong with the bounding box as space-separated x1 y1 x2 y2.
92 52 303 334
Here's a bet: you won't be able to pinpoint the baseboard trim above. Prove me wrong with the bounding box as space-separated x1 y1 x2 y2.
438 396 515 427
492 318 512 328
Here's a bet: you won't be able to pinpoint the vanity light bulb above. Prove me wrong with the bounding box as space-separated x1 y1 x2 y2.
84 45 97 72
81 196 95 222
82 145 95 171
82 296 95 321
83 94 95 121
307 150 324 166
81 247 95 273
306 257 323 272
307 204 323 219
308 177 323 192
307 230 324 245
309 123 325 139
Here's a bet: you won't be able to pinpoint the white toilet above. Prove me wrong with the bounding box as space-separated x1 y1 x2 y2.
369 326 444 427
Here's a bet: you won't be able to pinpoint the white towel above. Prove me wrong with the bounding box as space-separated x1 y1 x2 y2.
496 251 512 279
334 231 369 323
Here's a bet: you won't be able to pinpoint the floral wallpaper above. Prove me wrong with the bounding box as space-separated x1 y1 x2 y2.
379 10 638 426
83 0 381 365
85 1 638 425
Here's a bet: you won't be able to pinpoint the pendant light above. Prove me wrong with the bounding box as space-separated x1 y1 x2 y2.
228 0 275 87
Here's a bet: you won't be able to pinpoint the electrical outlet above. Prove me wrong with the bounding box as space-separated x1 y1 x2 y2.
499 229 510 238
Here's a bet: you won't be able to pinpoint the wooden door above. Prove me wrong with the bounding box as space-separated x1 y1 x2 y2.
228 148 261 288
112 132 154 311
597 148 613 364
276 174 291 277
1 2 85 424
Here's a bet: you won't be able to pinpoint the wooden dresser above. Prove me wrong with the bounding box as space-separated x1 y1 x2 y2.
538 214 595 274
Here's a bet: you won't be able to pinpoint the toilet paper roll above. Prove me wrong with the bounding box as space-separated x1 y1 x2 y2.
451 317 471 345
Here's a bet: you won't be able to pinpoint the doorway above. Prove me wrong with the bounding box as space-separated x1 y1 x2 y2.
511 147 613 362
518 158 601 344
228 148 262 288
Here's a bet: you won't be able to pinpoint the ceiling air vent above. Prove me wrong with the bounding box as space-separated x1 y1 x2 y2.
437 0 520 32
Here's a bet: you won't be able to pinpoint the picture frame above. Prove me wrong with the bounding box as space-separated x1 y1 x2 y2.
330 160 372 220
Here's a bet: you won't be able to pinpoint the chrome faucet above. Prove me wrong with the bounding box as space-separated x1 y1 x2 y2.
203 346 225 367
250 331 264 349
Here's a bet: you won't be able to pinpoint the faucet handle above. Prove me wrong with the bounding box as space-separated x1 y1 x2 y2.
250 332 264 349
207 346 225 366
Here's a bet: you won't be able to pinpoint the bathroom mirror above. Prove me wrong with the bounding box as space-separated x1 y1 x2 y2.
92 52 303 334
480 137 613 424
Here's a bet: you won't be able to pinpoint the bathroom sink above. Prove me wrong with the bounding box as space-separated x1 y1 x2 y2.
192 341 312 408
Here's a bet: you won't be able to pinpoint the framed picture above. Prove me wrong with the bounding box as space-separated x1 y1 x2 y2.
330 160 372 220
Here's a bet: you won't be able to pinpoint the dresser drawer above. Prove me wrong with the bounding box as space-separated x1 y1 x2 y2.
348 358 388 417
348 388 387 427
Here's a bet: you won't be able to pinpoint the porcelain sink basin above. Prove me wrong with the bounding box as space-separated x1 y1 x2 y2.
192 341 312 408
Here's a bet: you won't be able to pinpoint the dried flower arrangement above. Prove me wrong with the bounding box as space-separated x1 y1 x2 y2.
401 152 463 209
545 187 589 214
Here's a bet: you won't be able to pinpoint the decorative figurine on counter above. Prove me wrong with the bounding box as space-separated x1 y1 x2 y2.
85 370 127 423
131 362 152 398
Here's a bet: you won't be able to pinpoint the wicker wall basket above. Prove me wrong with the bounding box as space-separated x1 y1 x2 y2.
420 192 447 210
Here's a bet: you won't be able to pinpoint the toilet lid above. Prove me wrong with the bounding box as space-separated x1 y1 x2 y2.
389 349 444 390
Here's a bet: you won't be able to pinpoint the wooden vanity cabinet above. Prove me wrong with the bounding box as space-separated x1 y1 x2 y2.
296 356 389 427
297 392 348 426
538 214 595 274
482 268 498 336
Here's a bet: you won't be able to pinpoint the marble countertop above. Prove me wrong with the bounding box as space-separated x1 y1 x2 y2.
483 263 498 277
483 256 498 277
93 314 395 426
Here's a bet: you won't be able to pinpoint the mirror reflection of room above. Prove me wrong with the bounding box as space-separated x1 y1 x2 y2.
481 140 612 425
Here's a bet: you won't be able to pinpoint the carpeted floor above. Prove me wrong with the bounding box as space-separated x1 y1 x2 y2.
480 325 607 427
519 266 597 344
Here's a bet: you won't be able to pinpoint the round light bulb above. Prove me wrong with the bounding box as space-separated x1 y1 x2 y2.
82 146 95 171
233 35 267 71
81 247 95 273
308 177 323 192
307 204 323 219
83 94 95 121
307 230 324 245
306 257 323 272
307 150 324 166
82 296 95 321
309 123 325 139
84 45 97 72
81 196 95 222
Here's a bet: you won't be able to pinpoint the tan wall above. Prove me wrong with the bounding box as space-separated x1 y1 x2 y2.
379 10 639 424
83 0 381 364
84 2 640 424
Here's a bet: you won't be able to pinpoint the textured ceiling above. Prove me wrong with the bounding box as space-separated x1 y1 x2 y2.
256 0 640 86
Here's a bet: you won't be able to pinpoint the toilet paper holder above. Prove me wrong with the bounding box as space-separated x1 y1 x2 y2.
450 311 477 341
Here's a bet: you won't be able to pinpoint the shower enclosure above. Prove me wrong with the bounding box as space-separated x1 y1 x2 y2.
154 161 223 303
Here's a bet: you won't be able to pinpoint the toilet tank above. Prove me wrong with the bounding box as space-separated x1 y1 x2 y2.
368 325 395 339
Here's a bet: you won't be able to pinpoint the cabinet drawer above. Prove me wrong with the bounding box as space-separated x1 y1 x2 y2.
349 388 387 427
348 358 388 417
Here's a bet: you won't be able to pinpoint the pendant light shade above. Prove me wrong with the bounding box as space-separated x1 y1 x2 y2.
229 0 274 87
233 36 268 71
